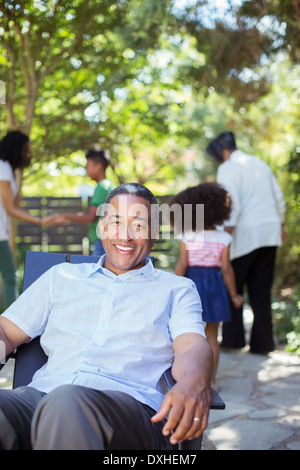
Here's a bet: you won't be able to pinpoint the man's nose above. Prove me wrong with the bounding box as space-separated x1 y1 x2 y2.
119 223 133 240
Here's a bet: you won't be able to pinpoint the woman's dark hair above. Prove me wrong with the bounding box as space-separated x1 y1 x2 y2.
170 182 232 231
0 131 30 170
85 149 110 170
206 131 237 163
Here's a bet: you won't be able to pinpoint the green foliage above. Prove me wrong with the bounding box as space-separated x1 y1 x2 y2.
0 1 299 345
273 294 300 356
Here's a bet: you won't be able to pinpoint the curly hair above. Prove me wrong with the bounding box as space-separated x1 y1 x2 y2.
169 182 232 232
0 130 30 171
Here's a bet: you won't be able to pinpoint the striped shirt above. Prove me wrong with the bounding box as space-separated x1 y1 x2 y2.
183 230 232 267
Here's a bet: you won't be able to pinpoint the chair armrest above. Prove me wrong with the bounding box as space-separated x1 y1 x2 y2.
163 368 225 410
211 388 225 410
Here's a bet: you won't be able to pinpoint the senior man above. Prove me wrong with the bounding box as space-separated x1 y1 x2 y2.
0 183 213 450
206 131 286 353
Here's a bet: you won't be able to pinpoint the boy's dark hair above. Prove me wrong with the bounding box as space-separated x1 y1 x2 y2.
0 130 30 170
169 182 232 231
206 131 237 163
85 149 110 170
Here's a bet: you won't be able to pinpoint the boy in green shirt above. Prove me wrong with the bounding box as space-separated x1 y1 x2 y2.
62 149 114 255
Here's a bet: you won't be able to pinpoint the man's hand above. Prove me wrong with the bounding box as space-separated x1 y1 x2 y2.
151 375 211 445
151 332 213 445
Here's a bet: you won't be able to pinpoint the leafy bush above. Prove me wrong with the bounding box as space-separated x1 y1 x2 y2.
273 293 300 356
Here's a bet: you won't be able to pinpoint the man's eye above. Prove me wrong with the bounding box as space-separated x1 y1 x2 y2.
134 223 147 231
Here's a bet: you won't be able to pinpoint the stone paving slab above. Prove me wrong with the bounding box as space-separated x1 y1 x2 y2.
0 358 14 389
203 348 300 450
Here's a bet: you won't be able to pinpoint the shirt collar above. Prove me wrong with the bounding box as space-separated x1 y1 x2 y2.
229 149 244 161
87 255 156 281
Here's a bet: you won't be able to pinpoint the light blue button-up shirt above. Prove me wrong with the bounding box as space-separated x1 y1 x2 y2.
3 257 204 411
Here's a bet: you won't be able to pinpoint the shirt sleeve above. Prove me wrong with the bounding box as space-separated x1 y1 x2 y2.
0 161 12 182
169 278 205 340
222 230 232 246
1 267 55 339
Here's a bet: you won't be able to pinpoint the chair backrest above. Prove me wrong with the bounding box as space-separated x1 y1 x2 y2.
13 251 100 388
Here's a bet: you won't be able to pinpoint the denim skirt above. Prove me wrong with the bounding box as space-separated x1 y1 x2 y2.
186 266 231 323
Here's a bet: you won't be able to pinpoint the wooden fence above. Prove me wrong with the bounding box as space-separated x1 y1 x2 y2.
16 196 178 270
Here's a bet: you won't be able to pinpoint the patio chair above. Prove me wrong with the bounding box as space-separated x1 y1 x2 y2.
1 250 225 450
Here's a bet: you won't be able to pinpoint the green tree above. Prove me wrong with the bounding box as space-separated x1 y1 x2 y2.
0 0 176 250
0 0 175 168
1 0 299 301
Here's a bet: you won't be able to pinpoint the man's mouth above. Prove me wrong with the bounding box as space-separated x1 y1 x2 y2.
114 244 134 253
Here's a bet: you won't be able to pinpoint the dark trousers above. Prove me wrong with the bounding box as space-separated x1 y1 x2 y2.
0 384 172 450
222 246 277 353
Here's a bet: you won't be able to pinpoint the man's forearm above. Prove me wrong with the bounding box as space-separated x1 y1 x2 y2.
171 335 214 385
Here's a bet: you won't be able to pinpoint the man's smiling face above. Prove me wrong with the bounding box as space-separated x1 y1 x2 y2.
99 193 156 275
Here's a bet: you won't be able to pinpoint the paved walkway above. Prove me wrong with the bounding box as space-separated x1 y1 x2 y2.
1 348 300 451
203 347 300 450
0 358 14 389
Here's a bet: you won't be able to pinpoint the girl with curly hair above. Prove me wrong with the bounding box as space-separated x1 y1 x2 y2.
171 182 243 390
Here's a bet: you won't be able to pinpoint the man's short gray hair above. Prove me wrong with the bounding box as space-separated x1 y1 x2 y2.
105 182 158 206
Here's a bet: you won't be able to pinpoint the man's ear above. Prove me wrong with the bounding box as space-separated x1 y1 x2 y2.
97 217 105 239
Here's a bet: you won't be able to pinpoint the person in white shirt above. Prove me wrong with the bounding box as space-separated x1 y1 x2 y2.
206 131 286 354
0 131 66 309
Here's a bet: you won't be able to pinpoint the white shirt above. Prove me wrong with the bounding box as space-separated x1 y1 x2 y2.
217 150 286 259
0 160 18 241
2 256 205 411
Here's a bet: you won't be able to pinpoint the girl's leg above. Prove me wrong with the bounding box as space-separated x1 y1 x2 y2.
205 322 220 389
